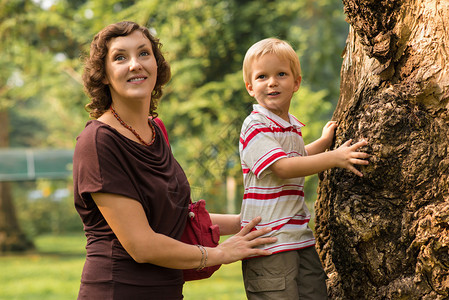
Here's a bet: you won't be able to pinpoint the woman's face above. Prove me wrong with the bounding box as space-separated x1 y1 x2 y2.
103 30 158 104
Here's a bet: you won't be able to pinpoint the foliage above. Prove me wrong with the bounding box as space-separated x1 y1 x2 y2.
152 0 348 210
1 0 348 221
12 180 82 237
0 0 87 147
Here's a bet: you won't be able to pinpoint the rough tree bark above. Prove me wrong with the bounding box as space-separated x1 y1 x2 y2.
0 110 34 253
315 0 449 299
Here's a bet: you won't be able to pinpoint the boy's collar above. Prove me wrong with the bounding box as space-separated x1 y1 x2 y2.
252 104 305 128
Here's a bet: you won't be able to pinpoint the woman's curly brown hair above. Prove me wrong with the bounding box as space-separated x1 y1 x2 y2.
82 21 171 119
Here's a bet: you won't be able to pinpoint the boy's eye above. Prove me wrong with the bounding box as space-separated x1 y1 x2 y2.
256 75 266 79
279 72 286 77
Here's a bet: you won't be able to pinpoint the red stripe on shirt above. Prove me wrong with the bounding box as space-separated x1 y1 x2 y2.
253 151 285 177
251 112 303 135
241 122 303 152
270 218 310 231
244 189 305 200
241 124 272 150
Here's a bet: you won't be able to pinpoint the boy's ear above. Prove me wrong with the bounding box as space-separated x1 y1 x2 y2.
294 76 302 92
245 82 256 97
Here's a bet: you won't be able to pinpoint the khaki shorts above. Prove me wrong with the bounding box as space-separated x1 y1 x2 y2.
242 246 328 300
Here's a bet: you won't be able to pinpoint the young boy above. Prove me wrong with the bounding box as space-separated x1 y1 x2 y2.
239 38 370 299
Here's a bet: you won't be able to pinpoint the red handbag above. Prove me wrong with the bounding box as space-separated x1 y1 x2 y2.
180 199 221 281
153 118 222 281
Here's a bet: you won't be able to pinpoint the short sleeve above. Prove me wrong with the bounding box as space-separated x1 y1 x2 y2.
73 123 139 207
240 118 287 179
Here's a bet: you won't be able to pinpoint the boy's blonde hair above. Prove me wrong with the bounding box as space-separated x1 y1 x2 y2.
243 38 301 84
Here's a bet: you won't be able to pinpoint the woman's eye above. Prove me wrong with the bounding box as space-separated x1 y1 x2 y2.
140 51 150 57
114 55 125 61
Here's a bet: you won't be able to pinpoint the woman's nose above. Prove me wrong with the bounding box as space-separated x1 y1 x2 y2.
129 58 142 71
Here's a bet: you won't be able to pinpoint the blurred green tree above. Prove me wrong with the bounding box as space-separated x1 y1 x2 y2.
1 0 348 247
151 0 348 211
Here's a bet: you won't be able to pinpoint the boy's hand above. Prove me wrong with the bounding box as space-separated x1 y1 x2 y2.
334 139 369 177
320 121 338 149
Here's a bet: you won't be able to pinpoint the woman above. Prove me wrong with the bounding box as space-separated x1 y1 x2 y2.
73 21 276 299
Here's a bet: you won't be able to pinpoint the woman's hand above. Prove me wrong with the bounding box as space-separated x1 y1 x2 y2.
213 216 277 264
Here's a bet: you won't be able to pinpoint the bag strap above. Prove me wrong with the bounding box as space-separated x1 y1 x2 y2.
153 117 170 146
153 118 195 206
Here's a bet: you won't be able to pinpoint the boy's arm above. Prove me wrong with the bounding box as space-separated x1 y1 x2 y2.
209 213 241 236
270 139 369 179
305 121 337 155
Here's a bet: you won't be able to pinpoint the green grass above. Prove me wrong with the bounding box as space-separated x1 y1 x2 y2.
0 233 86 300
0 233 247 300
184 262 246 300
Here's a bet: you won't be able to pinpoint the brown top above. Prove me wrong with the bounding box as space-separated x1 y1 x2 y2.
73 119 190 288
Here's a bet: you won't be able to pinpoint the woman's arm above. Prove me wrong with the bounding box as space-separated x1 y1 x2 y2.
209 213 241 236
92 193 275 269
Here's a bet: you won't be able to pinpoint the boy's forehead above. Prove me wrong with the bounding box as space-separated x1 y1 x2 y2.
253 53 290 68
250 52 300 78
257 52 288 61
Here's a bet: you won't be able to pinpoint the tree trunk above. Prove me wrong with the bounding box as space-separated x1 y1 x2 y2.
0 110 34 252
315 0 449 299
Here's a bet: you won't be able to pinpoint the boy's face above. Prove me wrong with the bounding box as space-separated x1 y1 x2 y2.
245 53 301 122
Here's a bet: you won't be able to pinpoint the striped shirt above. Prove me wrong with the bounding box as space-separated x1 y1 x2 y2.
239 105 315 254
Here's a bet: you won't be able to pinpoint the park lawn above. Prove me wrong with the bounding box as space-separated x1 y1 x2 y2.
0 233 85 300
0 233 247 300
184 262 246 300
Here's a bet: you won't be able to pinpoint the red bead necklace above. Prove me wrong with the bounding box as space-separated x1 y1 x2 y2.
110 106 155 146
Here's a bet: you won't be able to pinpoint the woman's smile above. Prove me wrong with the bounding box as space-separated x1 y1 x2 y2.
127 76 147 83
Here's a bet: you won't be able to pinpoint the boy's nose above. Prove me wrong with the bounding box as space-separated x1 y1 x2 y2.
268 78 278 87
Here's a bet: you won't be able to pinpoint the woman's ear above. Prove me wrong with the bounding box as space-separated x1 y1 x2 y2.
102 77 109 85
245 82 255 97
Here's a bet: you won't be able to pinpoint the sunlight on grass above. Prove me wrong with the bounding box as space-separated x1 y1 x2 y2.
183 261 247 300
0 233 85 300
0 233 248 300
